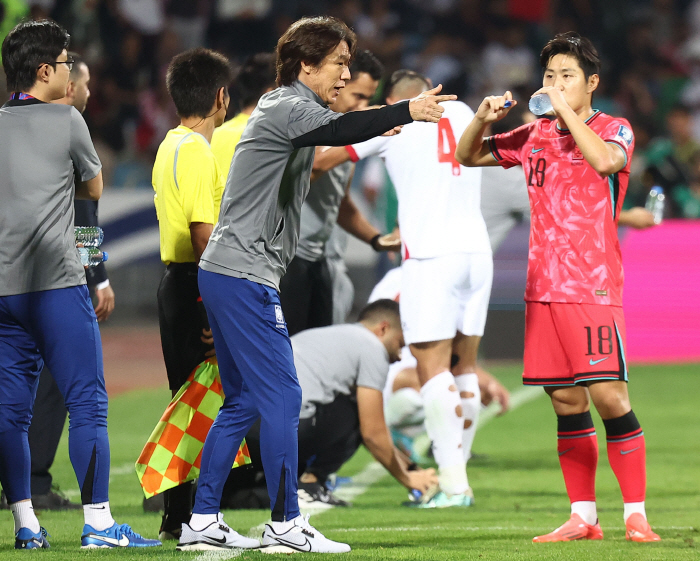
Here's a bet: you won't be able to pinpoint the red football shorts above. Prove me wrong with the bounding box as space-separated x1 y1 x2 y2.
523 302 629 386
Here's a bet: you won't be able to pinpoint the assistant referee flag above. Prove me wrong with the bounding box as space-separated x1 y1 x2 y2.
135 359 250 498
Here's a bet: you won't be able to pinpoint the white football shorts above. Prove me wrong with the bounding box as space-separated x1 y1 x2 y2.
400 253 493 345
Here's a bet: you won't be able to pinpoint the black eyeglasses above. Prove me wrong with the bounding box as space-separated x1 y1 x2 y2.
39 57 75 71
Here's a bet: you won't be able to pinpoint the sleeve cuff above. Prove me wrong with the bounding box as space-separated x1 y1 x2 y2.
345 145 360 163
95 279 110 291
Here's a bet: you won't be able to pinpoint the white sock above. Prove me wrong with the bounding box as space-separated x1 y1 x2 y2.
83 502 115 531
10 500 40 533
271 514 302 533
189 512 219 531
571 501 598 526
420 371 468 495
623 502 646 522
454 373 480 467
386 387 424 428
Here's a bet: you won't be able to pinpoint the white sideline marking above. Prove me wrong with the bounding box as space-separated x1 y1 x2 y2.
331 525 696 533
191 386 545 560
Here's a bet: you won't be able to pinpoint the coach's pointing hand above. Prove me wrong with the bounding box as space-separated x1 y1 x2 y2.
409 84 457 123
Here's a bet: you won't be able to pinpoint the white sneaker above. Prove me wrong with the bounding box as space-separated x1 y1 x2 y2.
261 514 350 553
176 513 260 551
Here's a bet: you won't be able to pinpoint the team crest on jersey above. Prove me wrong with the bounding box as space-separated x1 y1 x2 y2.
274 305 285 327
615 125 634 148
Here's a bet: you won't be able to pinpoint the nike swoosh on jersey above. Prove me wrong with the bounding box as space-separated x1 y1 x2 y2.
88 535 130 547
558 447 574 456
589 357 610 366
531 147 544 153
620 447 640 455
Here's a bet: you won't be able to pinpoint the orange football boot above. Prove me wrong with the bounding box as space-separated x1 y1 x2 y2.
533 513 604 543
625 513 661 542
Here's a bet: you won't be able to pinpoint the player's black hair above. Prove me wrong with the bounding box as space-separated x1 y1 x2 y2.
359 299 401 328
1 19 70 92
386 69 430 98
68 51 85 79
540 31 600 80
350 49 384 82
166 47 233 119
276 16 357 87
234 52 276 109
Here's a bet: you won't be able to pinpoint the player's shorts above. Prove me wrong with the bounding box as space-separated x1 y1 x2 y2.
400 252 493 346
523 301 629 386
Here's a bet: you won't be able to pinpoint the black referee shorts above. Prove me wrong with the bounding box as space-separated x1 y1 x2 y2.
157 262 210 391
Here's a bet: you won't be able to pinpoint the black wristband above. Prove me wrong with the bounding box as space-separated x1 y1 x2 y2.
370 234 381 252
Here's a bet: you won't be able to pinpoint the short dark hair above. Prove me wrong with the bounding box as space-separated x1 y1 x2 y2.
275 16 357 87
359 299 401 328
540 31 600 80
68 51 86 79
350 50 384 82
1 19 70 92
234 52 276 108
387 69 430 98
166 47 233 119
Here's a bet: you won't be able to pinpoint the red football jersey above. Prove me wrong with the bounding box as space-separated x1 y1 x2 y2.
489 111 634 306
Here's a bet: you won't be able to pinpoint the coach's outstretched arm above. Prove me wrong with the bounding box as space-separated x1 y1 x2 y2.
293 85 455 149
455 91 516 167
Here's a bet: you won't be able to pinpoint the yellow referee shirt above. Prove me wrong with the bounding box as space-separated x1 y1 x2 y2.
211 112 250 179
152 126 224 265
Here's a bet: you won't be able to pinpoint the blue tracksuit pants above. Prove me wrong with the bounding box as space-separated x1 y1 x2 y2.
0 285 109 504
195 269 301 521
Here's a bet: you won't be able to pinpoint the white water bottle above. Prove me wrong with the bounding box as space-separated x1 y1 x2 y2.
74 226 104 248
529 93 554 116
78 247 108 267
645 186 665 224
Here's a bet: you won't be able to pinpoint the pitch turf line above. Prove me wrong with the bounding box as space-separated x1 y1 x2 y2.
191 385 545 561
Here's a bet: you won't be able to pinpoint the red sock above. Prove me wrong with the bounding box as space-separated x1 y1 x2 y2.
604 411 646 503
557 412 598 503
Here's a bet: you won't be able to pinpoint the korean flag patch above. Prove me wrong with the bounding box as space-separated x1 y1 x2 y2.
275 304 285 327
615 125 634 149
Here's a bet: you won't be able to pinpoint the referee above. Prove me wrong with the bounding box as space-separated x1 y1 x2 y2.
177 16 455 554
152 48 232 541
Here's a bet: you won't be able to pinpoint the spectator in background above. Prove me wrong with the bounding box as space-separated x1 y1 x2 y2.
673 151 700 217
480 19 537 95
208 0 274 59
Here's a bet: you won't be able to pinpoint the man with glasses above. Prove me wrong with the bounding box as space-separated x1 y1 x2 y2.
0 20 160 549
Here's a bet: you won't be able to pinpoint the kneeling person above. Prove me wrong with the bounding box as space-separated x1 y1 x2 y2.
226 300 437 506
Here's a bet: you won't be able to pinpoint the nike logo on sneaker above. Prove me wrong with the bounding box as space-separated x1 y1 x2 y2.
274 536 312 552
531 147 544 153
206 536 228 545
558 447 574 456
589 357 610 366
87 534 130 547
620 447 640 455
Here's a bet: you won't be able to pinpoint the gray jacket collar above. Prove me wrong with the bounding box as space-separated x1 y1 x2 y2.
290 80 327 108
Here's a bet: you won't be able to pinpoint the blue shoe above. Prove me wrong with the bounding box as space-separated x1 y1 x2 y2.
81 523 162 548
15 527 50 549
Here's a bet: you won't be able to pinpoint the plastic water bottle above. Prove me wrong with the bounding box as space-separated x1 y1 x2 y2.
78 247 108 267
645 186 665 224
74 226 104 247
529 93 554 116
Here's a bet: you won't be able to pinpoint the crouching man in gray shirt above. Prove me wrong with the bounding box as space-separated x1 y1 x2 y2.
222 299 438 507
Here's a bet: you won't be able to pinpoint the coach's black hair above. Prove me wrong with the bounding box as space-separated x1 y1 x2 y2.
386 69 430 98
359 299 401 328
540 31 600 80
234 52 276 109
166 47 233 119
350 49 384 82
276 16 357 87
1 19 70 92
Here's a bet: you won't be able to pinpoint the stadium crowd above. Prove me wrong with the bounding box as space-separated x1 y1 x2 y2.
2 0 700 216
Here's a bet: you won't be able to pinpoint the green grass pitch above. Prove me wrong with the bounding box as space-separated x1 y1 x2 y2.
1 363 698 559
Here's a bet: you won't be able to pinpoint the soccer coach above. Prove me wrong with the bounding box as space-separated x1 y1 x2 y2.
179 15 455 554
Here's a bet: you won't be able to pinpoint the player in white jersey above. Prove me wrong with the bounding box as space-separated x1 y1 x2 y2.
315 70 493 507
